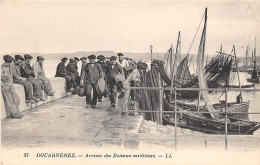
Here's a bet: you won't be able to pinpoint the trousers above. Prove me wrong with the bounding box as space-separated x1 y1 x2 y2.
37 75 53 95
85 82 98 105
1 85 20 117
13 79 33 100
107 81 118 104
27 77 43 98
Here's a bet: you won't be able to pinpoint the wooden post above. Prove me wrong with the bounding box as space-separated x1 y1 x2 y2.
158 73 163 124
225 88 228 151
197 92 201 112
174 87 177 150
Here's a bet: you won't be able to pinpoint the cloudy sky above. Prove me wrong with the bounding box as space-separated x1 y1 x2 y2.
0 1 259 57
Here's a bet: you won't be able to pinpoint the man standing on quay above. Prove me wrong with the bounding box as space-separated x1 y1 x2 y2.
1 55 23 119
80 55 103 108
80 57 88 79
106 56 124 107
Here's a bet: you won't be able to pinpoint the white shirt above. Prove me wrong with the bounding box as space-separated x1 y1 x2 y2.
117 59 129 68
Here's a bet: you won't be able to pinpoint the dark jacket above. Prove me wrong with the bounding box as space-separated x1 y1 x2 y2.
81 63 103 84
97 61 107 77
80 62 87 78
106 63 123 82
55 62 67 77
21 61 33 78
11 62 23 81
66 62 79 76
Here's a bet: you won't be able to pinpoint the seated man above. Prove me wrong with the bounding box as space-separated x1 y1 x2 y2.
21 54 46 101
11 55 39 103
1 55 23 119
32 56 55 96
66 58 79 92
55 57 73 92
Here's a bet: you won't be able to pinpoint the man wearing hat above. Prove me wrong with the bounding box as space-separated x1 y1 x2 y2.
80 57 88 79
81 55 103 108
74 57 80 70
97 55 107 102
106 56 124 107
66 58 79 92
32 56 55 96
1 55 23 118
21 54 46 101
55 57 73 92
11 55 38 103
117 52 131 79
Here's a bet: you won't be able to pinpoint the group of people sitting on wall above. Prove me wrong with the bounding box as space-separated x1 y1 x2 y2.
1 54 55 119
1 53 148 119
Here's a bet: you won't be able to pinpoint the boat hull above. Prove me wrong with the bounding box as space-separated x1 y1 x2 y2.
164 100 249 120
182 112 260 135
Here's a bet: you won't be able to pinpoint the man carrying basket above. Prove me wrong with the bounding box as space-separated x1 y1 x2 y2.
80 55 103 108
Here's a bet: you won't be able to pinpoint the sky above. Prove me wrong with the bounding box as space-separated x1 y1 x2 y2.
0 1 259 57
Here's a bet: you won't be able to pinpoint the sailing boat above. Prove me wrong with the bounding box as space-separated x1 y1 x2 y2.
238 45 251 72
159 43 234 99
247 37 259 83
164 8 260 134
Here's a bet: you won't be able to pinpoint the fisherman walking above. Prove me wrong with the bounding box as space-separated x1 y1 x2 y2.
21 54 46 101
80 55 103 108
32 56 55 96
80 57 88 78
11 55 38 103
106 56 124 107
55 57 73 92
117 53 130 79
1 55 23 119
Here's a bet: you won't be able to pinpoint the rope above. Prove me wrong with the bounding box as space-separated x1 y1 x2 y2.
187 12 205 54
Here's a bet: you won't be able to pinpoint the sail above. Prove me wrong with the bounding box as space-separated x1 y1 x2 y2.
197 8 219 121
163 48 173 79
175 55 191 83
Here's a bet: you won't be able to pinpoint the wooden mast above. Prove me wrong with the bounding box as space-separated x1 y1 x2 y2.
170 32 181 93
233 45 243 102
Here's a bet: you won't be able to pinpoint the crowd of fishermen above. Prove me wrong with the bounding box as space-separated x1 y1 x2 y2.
1 53 148 119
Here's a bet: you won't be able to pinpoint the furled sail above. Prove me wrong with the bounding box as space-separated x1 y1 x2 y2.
197 8 219 121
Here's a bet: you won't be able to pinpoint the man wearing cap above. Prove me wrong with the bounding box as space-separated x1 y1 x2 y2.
74 57 81 86
106 56 124 107
1 55 23 119
21 54 45 101
81 55 103 108
66 58 79 92
55 57 73 92
97 55 108 102
80 57 88 79
32 56 55 96
11 55 38 103
74 57 80 70
117 53 130 78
